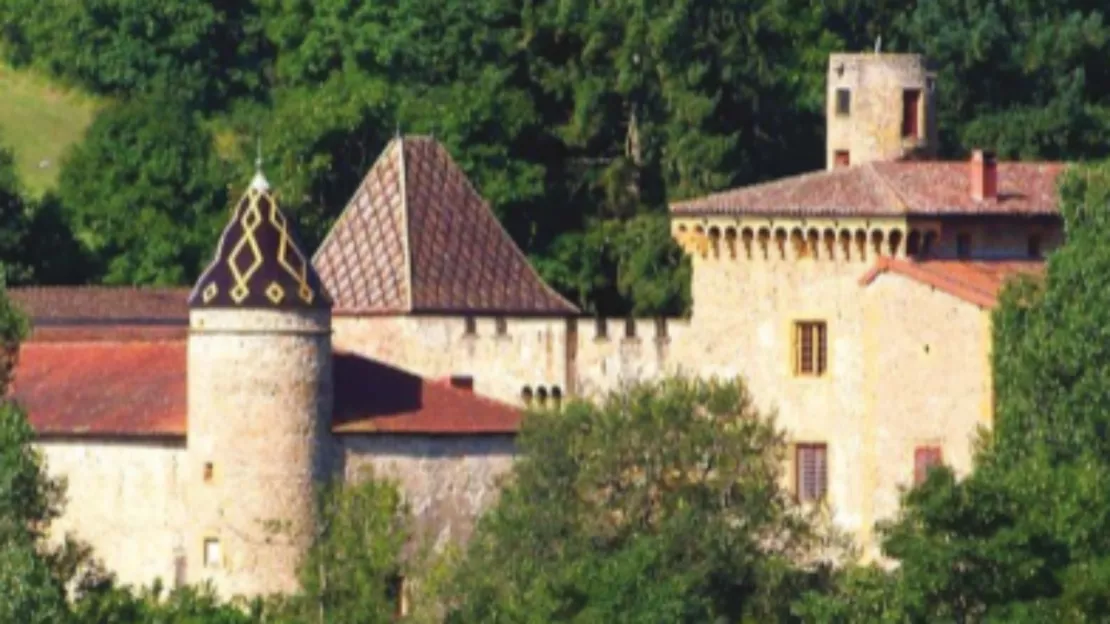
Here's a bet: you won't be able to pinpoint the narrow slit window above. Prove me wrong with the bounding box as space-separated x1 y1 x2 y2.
203 462 214 483
203 538 221 569
794 321 827 376
595 317 608 340
1027 235 1042 259
914 446 943 485
495 316 508 336
835 88 851 116
464 316 477 336
796 443 828 502
956 233 972 259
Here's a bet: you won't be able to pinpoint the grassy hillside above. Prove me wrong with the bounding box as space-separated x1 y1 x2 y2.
0 62 101 196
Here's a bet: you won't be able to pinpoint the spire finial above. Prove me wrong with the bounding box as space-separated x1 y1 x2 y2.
250 134 270 192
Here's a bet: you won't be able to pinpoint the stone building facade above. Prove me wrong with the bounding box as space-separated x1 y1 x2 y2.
7 50 1071 597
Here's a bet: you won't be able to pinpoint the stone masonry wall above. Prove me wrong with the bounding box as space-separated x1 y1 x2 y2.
332 315 569 406
826 53 936 168
860 272 990 557
339 435 516 551
39 439 188 588
186 308 333 599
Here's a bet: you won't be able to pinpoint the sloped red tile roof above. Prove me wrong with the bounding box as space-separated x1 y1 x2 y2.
10 287 190 323
331 352 521 435
859 258 1045 307
313 136 579 315
9 287 190 342
671 161 1066 217
10 342 520 438
12 342 187 437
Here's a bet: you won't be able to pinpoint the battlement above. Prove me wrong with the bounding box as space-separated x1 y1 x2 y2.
672 216 947 262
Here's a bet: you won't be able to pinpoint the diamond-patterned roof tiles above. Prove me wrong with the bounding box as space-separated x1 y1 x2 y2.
313 137 579 315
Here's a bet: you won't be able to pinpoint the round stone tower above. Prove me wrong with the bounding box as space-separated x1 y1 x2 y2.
185 170 332 598
826 52 937 169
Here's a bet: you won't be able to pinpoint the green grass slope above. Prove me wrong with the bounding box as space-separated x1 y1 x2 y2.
0 62 101 196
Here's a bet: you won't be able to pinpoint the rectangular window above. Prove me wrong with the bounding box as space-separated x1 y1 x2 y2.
914 446 943 485
203 538 221 569
794 321 827 376
956 233 972 259
1027 235 1042 259
796 443 828 502
203 462 214 483
835 88 851 116
464 316 477 336
902 89 921 138
834 150 850 168
624 318 637 340
495 316 508 336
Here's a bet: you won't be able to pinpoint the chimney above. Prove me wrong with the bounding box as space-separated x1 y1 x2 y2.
970 149 997 201
448 375 474 392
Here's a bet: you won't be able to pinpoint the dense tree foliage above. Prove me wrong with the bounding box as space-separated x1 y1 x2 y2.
57 97 230 285
5 0 1110 313
444 377 836 622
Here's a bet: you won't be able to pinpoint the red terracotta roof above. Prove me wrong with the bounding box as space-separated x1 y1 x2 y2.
671 161 1066 217
11 342 520 438
9 287 190 342
859 258 1045 307
331 352 521 435
12 342 187 437
313 136 579 315
10 287 190 323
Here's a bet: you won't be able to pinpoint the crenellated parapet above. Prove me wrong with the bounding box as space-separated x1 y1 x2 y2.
672 216 943 263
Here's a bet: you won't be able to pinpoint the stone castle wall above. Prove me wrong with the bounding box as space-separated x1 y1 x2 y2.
338 435 516 551
38 438 189 589
186 308 333 598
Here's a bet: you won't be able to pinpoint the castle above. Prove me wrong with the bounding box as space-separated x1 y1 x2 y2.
8 52 1065 600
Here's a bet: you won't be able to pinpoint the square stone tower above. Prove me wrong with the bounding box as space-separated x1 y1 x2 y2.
826 53 938 169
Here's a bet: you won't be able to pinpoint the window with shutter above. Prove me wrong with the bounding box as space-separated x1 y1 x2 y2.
794 321 827 376
914 446 942 484
795 443 828 502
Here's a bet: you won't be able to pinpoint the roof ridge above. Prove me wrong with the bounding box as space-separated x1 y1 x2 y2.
864 163 910 214
397 137 414 311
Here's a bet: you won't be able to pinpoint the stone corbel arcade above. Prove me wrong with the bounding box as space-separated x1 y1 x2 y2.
672 216 943 261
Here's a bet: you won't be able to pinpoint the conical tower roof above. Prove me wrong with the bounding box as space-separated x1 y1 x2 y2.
312 136 578 315
189 172 330 309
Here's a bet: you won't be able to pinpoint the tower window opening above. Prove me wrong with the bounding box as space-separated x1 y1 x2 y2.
463 316 477 336
495 316 508 336
624 318 636 340
902 89 922 138
203 462 214 483
595 317 608 340
834 150 850 168
835 88 851 116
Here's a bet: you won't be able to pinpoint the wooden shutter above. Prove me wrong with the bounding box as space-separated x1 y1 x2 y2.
914 446 942 484
902 89 921 138
816 323 827 375
796 444 828 501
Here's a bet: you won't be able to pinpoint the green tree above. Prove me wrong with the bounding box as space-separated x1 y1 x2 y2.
266 469 409 623
57 96 230 285
0 0 269 110
445 377 834 623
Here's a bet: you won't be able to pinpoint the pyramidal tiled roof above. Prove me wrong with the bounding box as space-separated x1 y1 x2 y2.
189 173 330 309
313 136 579 315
